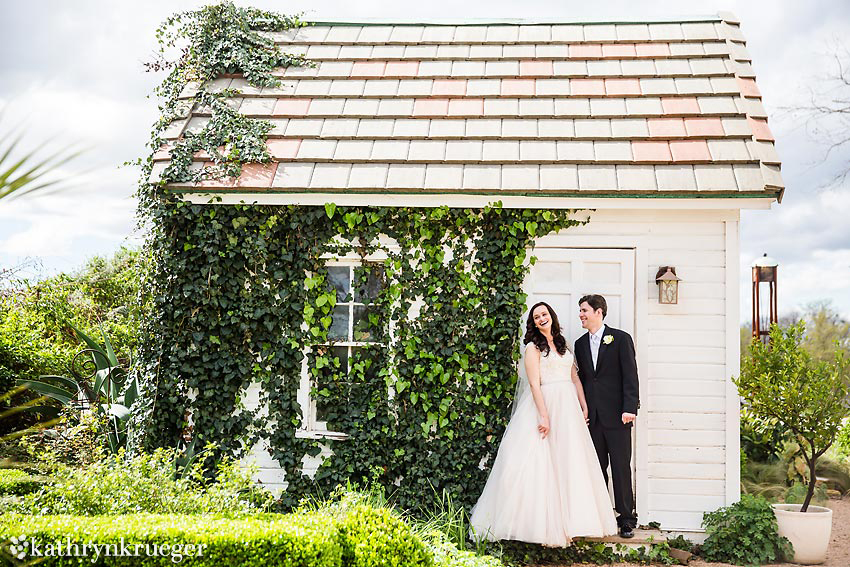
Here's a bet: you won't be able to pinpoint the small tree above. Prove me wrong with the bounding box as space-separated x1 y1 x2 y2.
735 322 849 512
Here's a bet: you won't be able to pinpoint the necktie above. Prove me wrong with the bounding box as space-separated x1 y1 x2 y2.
591 334 600 369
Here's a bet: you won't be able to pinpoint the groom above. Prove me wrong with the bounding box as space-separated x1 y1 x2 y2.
575 294 639 538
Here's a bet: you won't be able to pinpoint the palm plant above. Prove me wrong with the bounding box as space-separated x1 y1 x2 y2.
9 324 138 453
0 116 83 202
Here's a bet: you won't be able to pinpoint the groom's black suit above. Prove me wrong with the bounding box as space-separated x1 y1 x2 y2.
575 325 639 529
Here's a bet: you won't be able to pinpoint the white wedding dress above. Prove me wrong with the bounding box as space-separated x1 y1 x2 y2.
469 348 618 546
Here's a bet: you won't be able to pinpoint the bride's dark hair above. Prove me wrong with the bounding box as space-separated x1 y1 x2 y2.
523 301 568 356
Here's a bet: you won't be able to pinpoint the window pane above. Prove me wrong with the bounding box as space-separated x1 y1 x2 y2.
329 305 350 340
350 346 379 381
328 266 351 302
353 265 384 302
316 347 350 428
314 346 333 420
353 305 378 342
332 346 348 372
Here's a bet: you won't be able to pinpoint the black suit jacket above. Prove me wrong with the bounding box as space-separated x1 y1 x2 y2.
574 326 640 429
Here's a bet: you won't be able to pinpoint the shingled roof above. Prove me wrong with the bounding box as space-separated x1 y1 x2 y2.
155 14 784 203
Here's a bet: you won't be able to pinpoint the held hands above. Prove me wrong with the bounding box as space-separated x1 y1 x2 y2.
538 415 550 439
621 412 636 425
582 407 589 425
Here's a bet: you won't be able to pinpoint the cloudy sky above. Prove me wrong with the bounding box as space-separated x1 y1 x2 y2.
1 0 848 320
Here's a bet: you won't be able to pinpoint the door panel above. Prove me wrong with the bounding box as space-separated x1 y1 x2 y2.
523 248 635 341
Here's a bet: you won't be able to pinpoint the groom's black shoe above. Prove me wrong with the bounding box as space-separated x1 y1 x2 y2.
619 526 634 539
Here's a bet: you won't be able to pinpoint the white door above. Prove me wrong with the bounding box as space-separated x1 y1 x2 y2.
522 247 637 496
523 248 635 339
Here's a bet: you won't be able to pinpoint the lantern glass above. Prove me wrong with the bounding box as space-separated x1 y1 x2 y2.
757 266 777 282
659 280 678 304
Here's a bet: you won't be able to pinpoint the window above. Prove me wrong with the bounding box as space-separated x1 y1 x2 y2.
299 260 385 438
326 264 383 345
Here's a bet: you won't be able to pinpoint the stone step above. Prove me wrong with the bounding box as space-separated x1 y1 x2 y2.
579 528 666 550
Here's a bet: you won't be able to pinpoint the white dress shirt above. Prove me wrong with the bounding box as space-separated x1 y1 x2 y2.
589 324 607 369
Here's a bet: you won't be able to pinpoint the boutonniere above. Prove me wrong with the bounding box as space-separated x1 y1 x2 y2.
603 335 614 345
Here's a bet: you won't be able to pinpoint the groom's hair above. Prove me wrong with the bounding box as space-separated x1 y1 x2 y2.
579 294 607 318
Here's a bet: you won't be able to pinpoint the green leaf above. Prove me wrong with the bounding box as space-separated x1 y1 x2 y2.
324 202 336 218
68 322 110 370
107 404 131 421
122 376 139 408
100 326 120 368
16 380 74 405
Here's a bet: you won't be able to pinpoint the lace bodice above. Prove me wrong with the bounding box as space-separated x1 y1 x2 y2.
538 349 574 384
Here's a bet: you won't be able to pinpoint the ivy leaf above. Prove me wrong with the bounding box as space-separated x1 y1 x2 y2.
325 202 336 219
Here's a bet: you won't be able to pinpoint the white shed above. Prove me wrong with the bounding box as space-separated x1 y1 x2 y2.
157 14 782 533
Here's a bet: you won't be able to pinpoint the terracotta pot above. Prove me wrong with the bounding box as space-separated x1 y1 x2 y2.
772 503 833 565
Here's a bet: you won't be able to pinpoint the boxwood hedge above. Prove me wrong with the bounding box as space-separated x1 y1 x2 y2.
0 505 432 566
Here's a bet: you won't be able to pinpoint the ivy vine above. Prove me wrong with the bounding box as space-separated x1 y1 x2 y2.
133 2 590 513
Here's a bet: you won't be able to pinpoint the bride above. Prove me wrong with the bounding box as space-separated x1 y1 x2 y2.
469 301 617 546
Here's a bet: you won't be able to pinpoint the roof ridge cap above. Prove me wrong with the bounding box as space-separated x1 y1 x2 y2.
306 15 728 27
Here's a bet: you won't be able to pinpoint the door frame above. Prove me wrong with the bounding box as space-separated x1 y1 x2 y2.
531 233 649 525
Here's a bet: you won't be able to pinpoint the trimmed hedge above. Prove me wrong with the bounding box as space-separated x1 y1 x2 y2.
340 505 431 567
0 505 432 566
0 469 48 496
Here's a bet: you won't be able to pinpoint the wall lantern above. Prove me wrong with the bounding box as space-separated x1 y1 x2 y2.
655 266 681 304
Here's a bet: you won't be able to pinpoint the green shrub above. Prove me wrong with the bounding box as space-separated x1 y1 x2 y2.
303 483 500 567
1 246 143 439
426 533 502 567
0 505 439 567
814 455 850 493
0 469 48 495
833 419 850 458
701 494 792 565
740 406 788 463
784 481 828 507
0 513 342 566
340 504 432 567
13 448 271 516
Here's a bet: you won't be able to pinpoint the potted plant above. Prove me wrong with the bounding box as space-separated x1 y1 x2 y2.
735 322 849 564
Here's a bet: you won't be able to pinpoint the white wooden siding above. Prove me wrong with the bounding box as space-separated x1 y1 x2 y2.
233 208 739 532
537 208 738 532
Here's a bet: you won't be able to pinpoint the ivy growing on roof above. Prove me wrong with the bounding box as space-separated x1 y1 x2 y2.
133 2 587 511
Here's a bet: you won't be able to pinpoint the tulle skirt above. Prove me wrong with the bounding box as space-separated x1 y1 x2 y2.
469 380 618 546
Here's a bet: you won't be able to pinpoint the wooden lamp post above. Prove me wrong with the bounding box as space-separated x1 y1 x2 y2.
752 253 778 342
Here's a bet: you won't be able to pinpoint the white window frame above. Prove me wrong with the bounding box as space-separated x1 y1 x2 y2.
296 242 396 440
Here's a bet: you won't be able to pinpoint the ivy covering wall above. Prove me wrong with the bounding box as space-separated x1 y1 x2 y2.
134 2 586 511
137 203 583 510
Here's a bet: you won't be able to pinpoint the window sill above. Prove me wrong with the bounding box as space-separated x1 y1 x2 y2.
295 429 349 440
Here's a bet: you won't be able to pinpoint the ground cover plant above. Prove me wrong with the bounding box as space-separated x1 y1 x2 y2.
700 494 792 565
